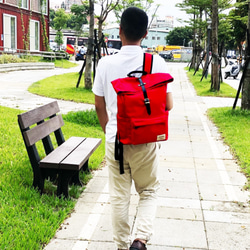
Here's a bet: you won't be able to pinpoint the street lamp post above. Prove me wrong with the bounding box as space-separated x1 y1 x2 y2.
205 19 212 78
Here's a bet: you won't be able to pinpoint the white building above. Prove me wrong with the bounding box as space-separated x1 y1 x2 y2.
50 0 82 12
104 26 172 49
151 16 174 29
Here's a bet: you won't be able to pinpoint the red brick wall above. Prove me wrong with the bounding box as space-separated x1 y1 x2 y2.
0 1 49 51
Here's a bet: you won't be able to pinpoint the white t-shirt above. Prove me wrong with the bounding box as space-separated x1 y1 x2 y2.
92 45 171 143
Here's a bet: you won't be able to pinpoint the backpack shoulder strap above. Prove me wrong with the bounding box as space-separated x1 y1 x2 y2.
143 53 153 74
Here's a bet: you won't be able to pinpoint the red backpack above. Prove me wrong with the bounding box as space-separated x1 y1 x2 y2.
111 53 173 174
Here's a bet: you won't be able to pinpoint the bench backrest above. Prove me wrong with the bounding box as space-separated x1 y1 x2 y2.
18 101 64 147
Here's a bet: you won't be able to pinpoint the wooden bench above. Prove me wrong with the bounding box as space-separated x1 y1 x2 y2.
17 101 102 198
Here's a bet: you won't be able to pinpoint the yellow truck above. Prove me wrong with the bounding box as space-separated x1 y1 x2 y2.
156 45 182 59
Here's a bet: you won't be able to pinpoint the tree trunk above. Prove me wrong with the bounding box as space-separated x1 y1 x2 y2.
211 0 220 91
241 2 250 110
190 13 197 69
97 19 104 58
196 8 202 68
84 0 94 89
241 64 250 109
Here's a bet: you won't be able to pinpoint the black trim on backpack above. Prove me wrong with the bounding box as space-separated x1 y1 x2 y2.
138 78 151 115
115 134 124 174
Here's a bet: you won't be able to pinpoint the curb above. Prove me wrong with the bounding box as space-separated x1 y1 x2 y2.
0 62 55 73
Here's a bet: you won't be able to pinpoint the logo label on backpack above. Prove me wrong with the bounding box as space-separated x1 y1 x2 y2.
157 134 166 141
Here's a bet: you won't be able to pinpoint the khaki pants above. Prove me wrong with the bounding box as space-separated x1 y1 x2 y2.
106 142 160 249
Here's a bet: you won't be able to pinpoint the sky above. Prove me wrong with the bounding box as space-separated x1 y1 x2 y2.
106 0 191 27
50 0 191 27
147 0 190 27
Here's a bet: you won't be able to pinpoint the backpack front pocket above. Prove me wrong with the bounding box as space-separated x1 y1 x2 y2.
130 114 168 145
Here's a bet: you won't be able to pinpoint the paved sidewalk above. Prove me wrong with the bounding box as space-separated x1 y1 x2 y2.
44 63 249 250
0 63 249 249
0 61 93 113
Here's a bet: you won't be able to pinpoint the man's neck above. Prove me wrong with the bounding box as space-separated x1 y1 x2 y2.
121 38 141 46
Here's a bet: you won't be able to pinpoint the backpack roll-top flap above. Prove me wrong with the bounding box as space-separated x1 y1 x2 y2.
111 73 173 94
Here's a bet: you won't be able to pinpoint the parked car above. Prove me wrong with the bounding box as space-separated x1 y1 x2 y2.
159 51 173 60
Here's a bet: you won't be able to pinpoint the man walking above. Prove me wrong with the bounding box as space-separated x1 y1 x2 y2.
92 7 173 250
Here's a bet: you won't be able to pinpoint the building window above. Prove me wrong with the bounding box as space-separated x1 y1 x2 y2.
41 0 48 15
152 37 155 40
157 37 160 40
30 0 47 14
30 20 39 51
20 0 28 9
3 14 17 50
5 0 18 5
117 35 120 39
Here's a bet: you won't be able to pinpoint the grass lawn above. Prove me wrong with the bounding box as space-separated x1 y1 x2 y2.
186 68 238 97
0 54 77 69
28 72 94 104
33 56 78 69
186 68 250 189
0 106 105 249
53 59 78 69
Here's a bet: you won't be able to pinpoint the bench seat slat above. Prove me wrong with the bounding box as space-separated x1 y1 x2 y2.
23 115 64 147
18 101 60 129
60 138 102 170
39 137 86 169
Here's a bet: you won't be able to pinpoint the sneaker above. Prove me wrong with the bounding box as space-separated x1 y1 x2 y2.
129 239 147 250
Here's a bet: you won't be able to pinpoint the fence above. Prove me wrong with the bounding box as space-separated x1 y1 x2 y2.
0 46 68 62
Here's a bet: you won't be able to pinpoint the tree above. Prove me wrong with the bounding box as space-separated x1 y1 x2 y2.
95 0 120 45
49 9 55 27
54 31 64 48
166 26 193 46
84 0 94 89
218 13 234 61
177 0 231 71
177 0 210 69
113 0 153 20
53 8 68 49
241 0 250 110
69 3 89 35
210 0 220 91
226 0 248 64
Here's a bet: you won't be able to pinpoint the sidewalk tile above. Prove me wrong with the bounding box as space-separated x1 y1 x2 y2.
206 222 250 250
159 180 200 199
156 206 203 221
150 218 208 249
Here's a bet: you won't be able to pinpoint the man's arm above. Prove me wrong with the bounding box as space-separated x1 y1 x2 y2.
95 95 109 133
166 92 173 111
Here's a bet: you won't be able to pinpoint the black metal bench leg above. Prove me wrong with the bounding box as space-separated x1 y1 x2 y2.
70 171 83 186
57 170 76 198
81 160 90 173
70 160 90 186
32 167 45 194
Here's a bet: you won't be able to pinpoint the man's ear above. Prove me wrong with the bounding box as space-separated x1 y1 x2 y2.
142 30 148 39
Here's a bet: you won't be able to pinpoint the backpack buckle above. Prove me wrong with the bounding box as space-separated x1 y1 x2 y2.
138 78 146 87
144 98 150 104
